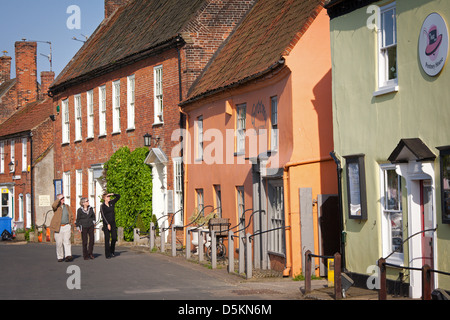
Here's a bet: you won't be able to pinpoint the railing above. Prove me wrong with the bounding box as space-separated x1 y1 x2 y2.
377 227 450 300
304 251 343 299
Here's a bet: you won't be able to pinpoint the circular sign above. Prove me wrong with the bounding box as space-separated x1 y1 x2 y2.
419 13 449 76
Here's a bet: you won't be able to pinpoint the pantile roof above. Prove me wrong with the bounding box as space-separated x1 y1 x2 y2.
0 98 53 138
183 0 325 104
50 0 207 93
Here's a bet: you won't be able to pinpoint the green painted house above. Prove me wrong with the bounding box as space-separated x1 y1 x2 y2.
326 0 450 298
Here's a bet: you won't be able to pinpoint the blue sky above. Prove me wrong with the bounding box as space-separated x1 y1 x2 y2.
0 1 104 81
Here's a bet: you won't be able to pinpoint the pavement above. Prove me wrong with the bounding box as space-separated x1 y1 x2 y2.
0 239 412 302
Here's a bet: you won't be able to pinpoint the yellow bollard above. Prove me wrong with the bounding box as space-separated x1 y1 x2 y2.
327 258 335 287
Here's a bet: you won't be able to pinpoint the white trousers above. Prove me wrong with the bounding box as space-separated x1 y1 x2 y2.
54 224 72 259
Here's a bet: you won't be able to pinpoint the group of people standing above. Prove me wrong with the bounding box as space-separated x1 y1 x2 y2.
49 192 120 261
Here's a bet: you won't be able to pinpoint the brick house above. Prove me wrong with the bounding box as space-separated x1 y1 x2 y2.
48 0 255 239
0 41 55 231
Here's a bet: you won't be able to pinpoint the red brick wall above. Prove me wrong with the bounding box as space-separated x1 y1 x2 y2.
52 49 182 206
181 0 255 92
15 41 38 109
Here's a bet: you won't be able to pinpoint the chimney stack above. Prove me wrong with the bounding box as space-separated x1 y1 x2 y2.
0 54 12 84
40 71 55 100
15 41 38 108
105 0 128 19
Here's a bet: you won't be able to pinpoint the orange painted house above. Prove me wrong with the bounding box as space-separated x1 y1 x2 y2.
180 0 339 277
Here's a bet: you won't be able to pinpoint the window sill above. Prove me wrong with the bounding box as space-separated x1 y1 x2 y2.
373 85 399 97
153 121 164 127
111 131 121 136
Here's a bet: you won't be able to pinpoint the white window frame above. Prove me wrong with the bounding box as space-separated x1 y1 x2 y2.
379 164 404 265
375 2 398 96
62 99 70 144
74 94 82 141
237 186 245 229
268 181 285 255
154 65 163 124
10 139 15 173
18 193 24 222
112 80 121 133
76 169 82 203
99 86 107 136
63 171 71 206
196 116 203 161
236 104 246 154
26 193 31 229
21 137 27 172
0 142 4 174
270 96 278 152
173 157 183 225
87 90 94 139
127 75 135 130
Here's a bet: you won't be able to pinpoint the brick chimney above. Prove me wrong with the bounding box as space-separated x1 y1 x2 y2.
15 41 38 108
0 54 12 84
40 71 55 99
105 0 128 19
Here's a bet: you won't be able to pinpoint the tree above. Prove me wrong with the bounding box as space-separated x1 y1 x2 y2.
103 146 153 241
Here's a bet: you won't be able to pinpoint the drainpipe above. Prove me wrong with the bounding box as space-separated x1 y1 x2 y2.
330 151 346 271
282 166 292 277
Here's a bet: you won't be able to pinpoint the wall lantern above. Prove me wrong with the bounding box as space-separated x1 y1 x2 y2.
143 133 152 147
8 161 15 173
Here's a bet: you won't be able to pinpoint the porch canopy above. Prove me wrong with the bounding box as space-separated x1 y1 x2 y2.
144 148 168 166
388 138 436 164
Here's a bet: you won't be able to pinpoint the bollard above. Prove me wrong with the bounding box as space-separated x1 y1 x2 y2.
334 252 342 300
161 227 166 252
186 227 191 260
211 230 217 269
118 227 124 244
422 264 432 300
171 225 176 257
378 258 387 300
245 233 252 279
149 222 155 250
239 232 244 274
304 250 312 294
198 230 204 262
228 230 234 273
133 228 139 246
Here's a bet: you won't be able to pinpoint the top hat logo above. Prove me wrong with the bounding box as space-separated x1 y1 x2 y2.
424 24 443 60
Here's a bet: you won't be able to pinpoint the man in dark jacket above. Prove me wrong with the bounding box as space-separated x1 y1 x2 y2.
100 193 120 259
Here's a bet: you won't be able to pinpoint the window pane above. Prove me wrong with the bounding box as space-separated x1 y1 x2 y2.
442 154 450 221
386 169 400 210
387 46 397 80
390 212 403 254
382 8 396 47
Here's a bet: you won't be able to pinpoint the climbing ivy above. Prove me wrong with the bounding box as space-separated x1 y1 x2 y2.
103 146 153 241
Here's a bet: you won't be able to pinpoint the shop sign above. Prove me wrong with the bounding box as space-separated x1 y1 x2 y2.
419 13 449 77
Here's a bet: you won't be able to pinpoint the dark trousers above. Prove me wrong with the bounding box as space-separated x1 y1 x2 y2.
81 225 94 258
103 224 117 258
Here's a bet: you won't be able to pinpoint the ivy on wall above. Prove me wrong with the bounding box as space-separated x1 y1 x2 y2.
103 146 154 241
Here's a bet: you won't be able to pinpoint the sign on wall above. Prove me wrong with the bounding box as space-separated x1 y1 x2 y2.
419 12 449 77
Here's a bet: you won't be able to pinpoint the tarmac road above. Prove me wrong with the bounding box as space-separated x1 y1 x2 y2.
0 242 310 302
